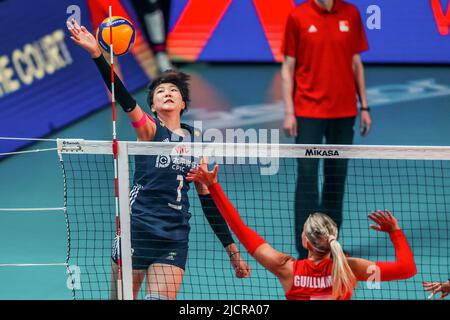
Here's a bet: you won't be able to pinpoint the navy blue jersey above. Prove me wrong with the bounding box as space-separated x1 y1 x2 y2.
130 116 202 242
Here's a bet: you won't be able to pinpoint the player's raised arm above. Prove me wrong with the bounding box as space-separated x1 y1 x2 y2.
192 158 251 278
347 210 416 282
66 18 155 141
187 164 294 283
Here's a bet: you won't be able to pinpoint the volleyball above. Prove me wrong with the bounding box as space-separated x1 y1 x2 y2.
96 16 135 56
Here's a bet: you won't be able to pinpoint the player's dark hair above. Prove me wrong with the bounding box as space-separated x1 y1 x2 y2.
147 70 190 116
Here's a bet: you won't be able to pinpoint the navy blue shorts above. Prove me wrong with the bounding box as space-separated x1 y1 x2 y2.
111 230 188 271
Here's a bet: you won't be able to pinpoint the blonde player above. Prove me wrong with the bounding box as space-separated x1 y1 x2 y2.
187 163 417 300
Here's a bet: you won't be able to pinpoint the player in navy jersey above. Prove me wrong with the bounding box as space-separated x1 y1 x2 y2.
67 20 251 300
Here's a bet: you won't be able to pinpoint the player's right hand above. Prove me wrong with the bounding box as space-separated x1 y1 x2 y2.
67 18 102 58
186 159 219 187
423 281 450 299
368 210 400 233
283 114 297 137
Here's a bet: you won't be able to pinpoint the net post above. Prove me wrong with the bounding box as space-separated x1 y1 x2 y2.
117 141 133 300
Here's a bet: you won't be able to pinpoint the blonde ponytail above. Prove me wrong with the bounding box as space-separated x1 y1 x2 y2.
329 238 356 299
304 213 357 300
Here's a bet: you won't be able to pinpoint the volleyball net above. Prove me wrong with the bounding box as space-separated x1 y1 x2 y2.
54 139 450 300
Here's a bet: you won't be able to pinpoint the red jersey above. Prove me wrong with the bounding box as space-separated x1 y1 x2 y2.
285 258 353 300
282 0 369 119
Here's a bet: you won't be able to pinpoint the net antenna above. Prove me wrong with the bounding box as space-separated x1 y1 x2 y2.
108 2 133 300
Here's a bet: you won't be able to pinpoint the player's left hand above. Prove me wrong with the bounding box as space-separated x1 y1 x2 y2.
231 252 252 278
186 158 218 187
226 244 251 278
368 210 400 233
360 110 372 136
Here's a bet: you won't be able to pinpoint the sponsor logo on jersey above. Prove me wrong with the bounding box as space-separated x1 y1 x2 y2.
165 251 177 261
155 153 199 172
339 20 350 32
130 184 143 207
174 145 189 155
155 154 171 168
308 25 318 33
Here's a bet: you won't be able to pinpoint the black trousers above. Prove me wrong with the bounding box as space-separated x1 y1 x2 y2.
294 117 356 259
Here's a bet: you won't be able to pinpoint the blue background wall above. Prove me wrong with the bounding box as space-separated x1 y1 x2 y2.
168 0 450 63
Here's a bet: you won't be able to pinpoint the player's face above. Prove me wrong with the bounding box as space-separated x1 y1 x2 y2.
152 83 185 115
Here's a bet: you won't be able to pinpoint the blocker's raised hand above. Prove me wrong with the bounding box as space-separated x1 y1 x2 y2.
187 159 219 187
368 210 400 233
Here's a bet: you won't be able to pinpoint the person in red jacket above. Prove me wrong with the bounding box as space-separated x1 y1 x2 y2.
281 0 372 259
187 163 417 300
